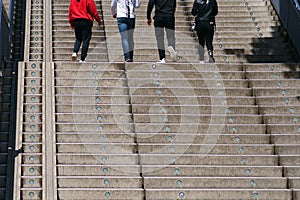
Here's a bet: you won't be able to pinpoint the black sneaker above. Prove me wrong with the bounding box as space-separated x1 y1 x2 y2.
208 51 215 63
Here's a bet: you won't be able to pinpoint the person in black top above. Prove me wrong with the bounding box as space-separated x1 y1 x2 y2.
147 0 178 63
191 0 218 63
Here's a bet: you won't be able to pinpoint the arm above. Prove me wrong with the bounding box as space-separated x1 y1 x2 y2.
88 0 101 25
191 0 207 16
191 0 198 16
173 0 176 13
147 0 155 20
68 3 74 28
135 0 141 8
211 0 218 16
111 0 117 16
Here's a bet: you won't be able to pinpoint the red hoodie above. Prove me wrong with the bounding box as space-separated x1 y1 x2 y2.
68 0 101 28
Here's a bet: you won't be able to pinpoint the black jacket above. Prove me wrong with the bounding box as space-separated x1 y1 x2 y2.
191 0 218 22
147 0 176 19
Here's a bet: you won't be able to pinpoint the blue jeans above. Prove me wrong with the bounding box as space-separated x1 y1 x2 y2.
117 18 136 61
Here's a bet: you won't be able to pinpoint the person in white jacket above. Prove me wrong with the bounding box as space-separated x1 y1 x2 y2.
111 0 140 62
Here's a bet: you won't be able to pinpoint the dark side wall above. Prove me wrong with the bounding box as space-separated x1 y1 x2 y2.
1 2 10 66
271 0 300 56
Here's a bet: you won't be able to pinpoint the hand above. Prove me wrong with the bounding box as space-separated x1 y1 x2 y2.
113 14 117 18
147 19 152 26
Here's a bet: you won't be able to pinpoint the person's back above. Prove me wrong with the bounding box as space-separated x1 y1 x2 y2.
111 0 140 62
147 0 176 18
191 0 218 22
191 0 218 63
69 0 101 62
69 0 101 26
147 0 178 63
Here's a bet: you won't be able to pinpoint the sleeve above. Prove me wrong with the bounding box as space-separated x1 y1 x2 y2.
88 0 101 23
135 0 141 8
191 0 206 16
191 0 199 16
147 0 155 19
213 0 218 16
174 0 176 13
111 0 117 16
68 3 74 27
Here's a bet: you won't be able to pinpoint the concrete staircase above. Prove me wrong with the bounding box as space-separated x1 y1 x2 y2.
12 0 300 199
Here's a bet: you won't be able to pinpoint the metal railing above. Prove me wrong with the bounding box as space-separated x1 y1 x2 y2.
0 0 11 68
1 0 3 68
270 0 300 56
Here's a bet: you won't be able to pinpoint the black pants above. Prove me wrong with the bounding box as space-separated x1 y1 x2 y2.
154 16 175 60
195 21 214 60
73 19 93 61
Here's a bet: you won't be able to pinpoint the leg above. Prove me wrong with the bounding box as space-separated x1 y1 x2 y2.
154 18 165 60
127 18 136 61
165 17 177 61
81 20 93 61
196 31 205 61
117 18 131 61
206 23 215 52
196 21 208 62
206 23 215 63
165 17 175 49
73 20 83 54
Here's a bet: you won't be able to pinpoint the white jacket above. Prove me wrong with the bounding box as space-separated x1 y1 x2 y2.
111 0 140 18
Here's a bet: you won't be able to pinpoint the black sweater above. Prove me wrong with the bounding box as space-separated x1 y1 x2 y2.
191 0 218 22
147 0 176 19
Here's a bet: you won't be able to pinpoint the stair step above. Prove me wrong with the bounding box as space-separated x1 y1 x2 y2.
144 177 287 189
142 165 282 177
137 134 270 144
57 176 142 188
145 189 292 200
57 188 144 200
57 165 140 176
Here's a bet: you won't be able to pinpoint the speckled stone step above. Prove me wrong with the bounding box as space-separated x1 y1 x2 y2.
144 188 292 200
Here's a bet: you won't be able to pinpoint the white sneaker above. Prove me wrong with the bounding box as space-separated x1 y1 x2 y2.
71 53 77 61
79 60 86 63
157 58 166 63
168 46 177 62
199 60 205 64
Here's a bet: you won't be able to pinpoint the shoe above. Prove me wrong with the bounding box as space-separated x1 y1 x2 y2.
71 52 77 61
168 46 177 62
209 57 215 63
208 51 215 63
79 60 86 63
199 60 205 64
157 58 166 63
125 59 133 63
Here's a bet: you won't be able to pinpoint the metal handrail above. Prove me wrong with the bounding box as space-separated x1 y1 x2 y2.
0 0 3 69
270 0 300 56
8 0 14 58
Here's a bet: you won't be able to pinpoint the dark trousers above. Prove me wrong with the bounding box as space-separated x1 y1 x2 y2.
195 21 214 60
154 16 175 60
73 19 93 61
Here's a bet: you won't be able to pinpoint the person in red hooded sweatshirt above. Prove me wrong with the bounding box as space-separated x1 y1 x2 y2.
69 0 102 62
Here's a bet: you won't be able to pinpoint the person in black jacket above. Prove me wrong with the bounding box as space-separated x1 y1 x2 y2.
191 0 218 63
147 0 178 63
